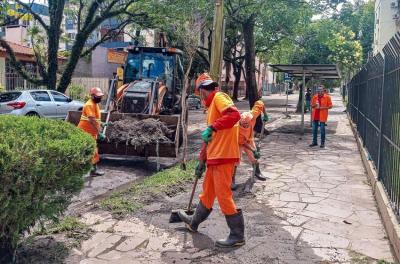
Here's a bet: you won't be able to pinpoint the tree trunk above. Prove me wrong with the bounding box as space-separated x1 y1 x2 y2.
242 17 258 108
47 0 66 91
57 31 92 93
232 62 241 101
296 83 304 113
180 55 194 169
224 57 231 94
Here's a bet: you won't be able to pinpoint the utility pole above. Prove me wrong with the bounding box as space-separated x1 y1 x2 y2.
210 0 224 84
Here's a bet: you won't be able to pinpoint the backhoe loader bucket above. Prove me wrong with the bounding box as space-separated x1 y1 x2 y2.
66 111 180 158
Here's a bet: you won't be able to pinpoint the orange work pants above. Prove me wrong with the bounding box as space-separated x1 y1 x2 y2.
199 163 237 216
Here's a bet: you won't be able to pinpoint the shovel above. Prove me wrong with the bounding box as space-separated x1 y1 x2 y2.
169 144 207 223
169 174 200 223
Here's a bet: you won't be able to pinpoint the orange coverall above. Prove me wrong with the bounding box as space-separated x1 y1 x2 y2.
77 99 101 164
199 92 240 216
238 100 265 164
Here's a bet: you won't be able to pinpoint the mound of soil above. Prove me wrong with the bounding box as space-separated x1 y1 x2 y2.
107 118 173 147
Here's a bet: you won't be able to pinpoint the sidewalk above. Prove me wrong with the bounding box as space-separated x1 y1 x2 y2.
70 93 394 264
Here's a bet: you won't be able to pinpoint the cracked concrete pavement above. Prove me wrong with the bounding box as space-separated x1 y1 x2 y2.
67 92 395 263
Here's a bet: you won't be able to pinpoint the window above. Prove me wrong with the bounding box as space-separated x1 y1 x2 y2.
30 91 51 101
50 91 69 102
0 92 21 102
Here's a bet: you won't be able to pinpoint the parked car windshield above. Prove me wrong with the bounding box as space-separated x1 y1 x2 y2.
0 92 22 102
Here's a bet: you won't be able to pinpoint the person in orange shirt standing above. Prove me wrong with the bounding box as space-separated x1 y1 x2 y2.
178 73 244 248
310 86 333 148
78 87 106 176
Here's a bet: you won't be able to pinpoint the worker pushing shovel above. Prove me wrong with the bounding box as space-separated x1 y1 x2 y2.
231 99 269 191
177 73 245 248
77 87 107 176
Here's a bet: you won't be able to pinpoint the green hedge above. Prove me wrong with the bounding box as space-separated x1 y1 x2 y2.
0 116 95 262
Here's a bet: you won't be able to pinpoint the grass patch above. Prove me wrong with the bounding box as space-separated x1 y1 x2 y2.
100 160 196 216
34 217 93 244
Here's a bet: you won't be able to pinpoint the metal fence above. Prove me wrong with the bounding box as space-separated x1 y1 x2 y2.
264 82 285 95
1 70 44 91
347 33 400 217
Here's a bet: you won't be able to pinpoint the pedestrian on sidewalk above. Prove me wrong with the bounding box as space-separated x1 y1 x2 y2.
78 87 106 176
178 73 245 248
310 86 333 148
305 88 312 112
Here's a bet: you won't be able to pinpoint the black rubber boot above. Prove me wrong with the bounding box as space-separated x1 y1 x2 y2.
215 209 245 248
254 163 266 181
231 167 238 190
178 201 212 232
90 164 105 177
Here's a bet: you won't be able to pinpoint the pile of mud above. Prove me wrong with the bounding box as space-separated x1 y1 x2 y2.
107 118 173 147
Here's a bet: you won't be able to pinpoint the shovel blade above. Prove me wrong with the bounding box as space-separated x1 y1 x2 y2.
169 209 194 223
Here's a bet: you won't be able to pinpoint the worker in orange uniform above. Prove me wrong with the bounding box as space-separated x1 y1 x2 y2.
78 87 106 176
310 86 333 148
178 73 244 248
231 100 269 190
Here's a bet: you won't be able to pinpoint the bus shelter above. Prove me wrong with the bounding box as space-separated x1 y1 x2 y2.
270 64 340 135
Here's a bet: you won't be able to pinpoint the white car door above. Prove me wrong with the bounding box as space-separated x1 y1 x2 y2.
29 91 57 118
50 91 72 119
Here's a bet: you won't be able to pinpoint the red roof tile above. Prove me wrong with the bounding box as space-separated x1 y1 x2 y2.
0 41 34 56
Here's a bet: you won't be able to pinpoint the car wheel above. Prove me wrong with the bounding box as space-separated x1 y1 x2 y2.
26 112 40 117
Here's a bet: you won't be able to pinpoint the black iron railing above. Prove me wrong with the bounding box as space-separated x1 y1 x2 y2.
347 33 400 218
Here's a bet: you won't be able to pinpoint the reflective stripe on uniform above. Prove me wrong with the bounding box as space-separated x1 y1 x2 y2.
80 115 101 122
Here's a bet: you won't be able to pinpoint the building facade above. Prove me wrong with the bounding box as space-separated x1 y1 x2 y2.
374 0 400 54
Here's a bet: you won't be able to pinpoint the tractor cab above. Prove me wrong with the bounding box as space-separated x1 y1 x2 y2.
121 47 184 114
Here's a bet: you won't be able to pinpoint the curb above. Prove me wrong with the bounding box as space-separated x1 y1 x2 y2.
348 114 400 263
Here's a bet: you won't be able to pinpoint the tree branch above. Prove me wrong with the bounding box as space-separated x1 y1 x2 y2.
14 0 49 31
80 19 132 58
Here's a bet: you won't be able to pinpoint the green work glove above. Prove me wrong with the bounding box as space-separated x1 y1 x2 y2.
98 132 106 141
201 126 214 143
263 114 269 122
195 162 206 178
101 122 109 127
253 150 261 159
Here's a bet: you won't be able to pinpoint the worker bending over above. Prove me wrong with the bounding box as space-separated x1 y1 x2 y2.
78 87 106 176
231 100 269 190
178 73 244 248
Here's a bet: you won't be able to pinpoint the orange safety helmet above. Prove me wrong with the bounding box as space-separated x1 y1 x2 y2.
195 73 218 91
89 87 104 97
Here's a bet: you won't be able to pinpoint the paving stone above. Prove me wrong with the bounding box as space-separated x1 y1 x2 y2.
280 192 300 202
116 236 149 252
87 234 123 258
81 232 111 253
298 229 350 248
91 220 116 232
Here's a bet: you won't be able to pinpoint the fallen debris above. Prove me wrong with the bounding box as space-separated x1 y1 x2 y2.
107 118 173 148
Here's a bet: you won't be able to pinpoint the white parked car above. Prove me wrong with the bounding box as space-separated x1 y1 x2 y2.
0 90 84 119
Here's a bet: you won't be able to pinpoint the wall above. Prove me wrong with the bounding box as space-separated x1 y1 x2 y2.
91 46 120 78
374 0 400 54
5 26 28 45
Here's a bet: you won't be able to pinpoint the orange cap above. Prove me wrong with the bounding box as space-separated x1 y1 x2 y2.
90 87 104 97
195 73 218 91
